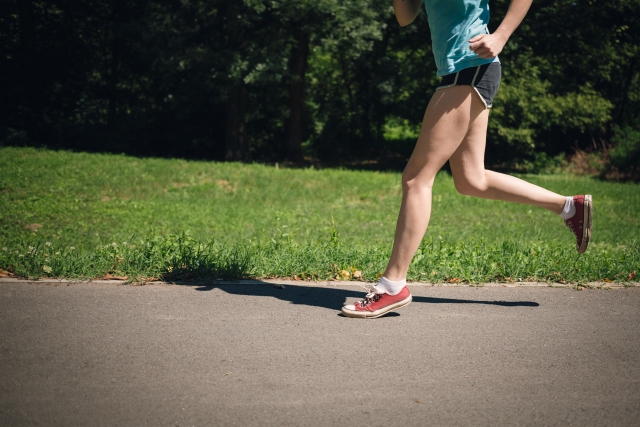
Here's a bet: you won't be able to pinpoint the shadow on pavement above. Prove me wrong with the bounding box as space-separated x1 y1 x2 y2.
189 281 540 312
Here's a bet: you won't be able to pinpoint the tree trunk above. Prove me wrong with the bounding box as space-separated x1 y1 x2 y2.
224 0 250 162
106 0 125 127
15 0 43 139
285 30 310 162
17 0 35 66
107 34 118 127
616 56 637 125
225 86 250 161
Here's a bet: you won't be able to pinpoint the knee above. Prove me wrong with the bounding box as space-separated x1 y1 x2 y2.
453 173 487 196
401 169 435 193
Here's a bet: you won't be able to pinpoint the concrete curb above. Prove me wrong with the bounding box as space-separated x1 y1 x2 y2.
0 277 637 289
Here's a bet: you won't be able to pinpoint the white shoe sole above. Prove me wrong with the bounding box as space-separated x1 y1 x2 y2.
341 295 412 319
578 194 593 254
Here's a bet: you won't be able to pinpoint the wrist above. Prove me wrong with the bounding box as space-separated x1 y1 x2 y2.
493 28 511 43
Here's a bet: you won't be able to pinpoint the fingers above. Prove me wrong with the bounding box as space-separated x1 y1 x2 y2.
469 42 491 58
468 34 502 58
472 48 489 58
468 36 486 52
476 50 494 59
469 43 485 54
470 43 493 58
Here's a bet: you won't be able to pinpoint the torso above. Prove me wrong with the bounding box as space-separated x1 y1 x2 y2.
422 0 499 76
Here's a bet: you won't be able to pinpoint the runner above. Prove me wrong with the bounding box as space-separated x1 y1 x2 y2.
342 0 593 319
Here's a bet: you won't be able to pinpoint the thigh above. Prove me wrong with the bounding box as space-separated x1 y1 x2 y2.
405 85 486 184
448 108 490 182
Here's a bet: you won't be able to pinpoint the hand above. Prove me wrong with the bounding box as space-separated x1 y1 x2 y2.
468 33 508 59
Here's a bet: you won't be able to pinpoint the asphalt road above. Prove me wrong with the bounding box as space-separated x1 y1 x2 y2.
1 280 639 427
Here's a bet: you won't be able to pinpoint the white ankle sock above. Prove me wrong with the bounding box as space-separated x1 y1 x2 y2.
559 196 576 220
373 276 406 295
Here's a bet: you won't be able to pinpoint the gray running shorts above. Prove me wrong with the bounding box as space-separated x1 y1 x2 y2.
436 62 501 109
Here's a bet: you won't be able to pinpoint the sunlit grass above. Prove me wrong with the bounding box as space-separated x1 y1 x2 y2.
1 232 637 284
0 147 638 283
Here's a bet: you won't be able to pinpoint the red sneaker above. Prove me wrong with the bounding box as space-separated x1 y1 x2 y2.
341 286 412 318
565 195 593 254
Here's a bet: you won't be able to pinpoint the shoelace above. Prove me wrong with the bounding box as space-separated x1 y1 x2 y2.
356 292 382 308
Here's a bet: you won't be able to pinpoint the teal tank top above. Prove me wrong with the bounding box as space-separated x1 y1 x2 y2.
422 0 499 76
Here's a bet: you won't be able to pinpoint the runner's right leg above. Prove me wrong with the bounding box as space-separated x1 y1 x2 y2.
342 85 484 318
383 85 486 282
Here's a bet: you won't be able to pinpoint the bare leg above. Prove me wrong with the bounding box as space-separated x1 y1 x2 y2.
449 109 566 213
383 86 484 281
383 87 567 282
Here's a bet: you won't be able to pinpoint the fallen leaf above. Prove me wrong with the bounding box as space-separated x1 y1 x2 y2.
0 269 15 277
628 271 636 281
102 273 129 281
414 400 426 404
25 223 42 231
273 284 286 289
353 270 362 279
339 270 351 280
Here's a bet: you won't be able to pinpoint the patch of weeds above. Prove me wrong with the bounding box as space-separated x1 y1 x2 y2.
1 231 638 285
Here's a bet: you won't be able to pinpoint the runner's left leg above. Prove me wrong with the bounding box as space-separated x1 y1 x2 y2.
448 107 591 252
448 108 566 213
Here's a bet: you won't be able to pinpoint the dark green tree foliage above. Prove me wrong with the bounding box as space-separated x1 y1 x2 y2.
609 124 640 179
306 4 436 161
240 0 386 160
484 0 639 166
1 0 639 170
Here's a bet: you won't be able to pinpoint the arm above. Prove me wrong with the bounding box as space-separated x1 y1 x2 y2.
393 0 423 27
469 0 533 58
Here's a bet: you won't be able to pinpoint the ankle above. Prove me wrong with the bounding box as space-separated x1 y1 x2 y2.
374 276 406 296
559 196 576 220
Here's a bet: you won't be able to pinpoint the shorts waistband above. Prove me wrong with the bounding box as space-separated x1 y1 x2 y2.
438 65 484 88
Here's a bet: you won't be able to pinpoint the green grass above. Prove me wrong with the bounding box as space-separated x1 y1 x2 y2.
1 146 638 283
